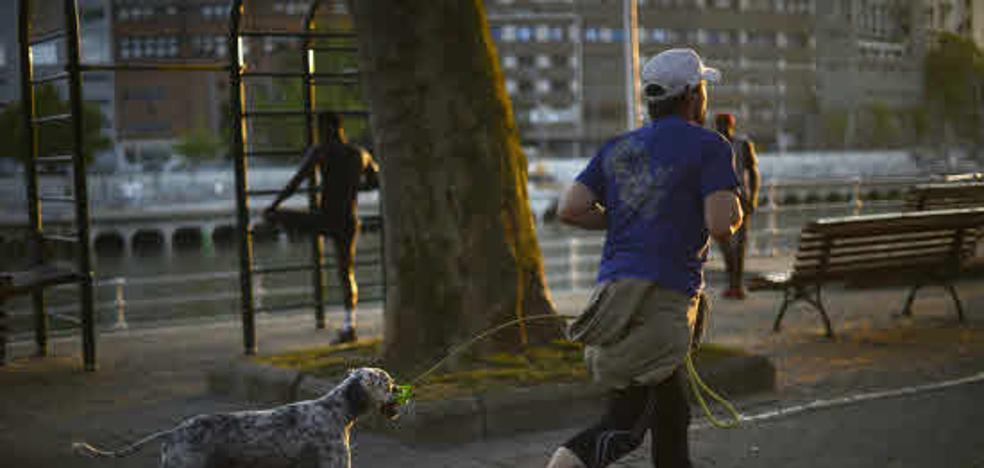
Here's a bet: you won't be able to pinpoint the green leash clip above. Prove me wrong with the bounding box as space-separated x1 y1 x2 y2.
395 384 414 405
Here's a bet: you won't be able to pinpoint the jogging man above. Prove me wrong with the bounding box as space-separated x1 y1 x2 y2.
714 113 759 300
548 48 742 468
265 112 379 344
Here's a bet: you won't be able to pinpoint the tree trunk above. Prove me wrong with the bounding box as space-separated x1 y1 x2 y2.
350 0 564 374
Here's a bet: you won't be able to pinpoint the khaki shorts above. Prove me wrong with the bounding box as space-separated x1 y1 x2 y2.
568 278 699 389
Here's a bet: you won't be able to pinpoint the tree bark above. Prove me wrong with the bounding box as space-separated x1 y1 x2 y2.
350 0 563 374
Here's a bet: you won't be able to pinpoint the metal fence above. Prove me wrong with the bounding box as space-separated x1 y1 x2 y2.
1 176 921 336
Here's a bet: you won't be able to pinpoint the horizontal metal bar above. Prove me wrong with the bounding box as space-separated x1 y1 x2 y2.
36 154 75 164
43 234 80 244
49 311 82 324
31 113 73 125
255 302 317 314
238 31 356 39
30 30 67 46
310 76 361 86
245 149 304 158
241 109 309 118
311 46 359 53
242 109 370 118
39 196 76 203
246 187 317 197
242 71 359 79
80 63 228 73
31 72 70 84
252 264 315 275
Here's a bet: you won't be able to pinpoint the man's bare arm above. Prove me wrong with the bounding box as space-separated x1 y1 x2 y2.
269 148 319 210
558 182 607 230
704 190 743 242
744 140 761 211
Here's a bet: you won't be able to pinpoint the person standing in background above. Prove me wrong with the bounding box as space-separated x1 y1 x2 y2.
714 113 759 300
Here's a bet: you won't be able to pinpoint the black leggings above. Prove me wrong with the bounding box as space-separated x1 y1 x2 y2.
564 367 691 468
264 209 358 310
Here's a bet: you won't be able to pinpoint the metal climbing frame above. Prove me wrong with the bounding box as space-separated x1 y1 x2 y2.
14 0 374 367
229 0 374 355
15 0 226 370
16 0 97 370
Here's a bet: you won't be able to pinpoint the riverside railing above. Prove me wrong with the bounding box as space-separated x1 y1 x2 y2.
0 177 923 335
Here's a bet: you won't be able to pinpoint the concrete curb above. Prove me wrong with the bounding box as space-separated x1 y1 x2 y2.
208 353 775 444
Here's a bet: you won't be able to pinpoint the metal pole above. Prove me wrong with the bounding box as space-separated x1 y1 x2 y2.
303 2 327 330
229 0 256 355
622 0 641 130
64 0 97 371
17 0 48 358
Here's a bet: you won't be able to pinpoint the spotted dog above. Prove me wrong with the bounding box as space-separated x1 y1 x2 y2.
73 367 400 468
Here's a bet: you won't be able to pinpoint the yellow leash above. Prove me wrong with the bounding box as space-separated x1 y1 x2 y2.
400 313 743 429
684 352 741 428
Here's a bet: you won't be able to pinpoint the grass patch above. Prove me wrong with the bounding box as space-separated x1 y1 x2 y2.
254 339 747 401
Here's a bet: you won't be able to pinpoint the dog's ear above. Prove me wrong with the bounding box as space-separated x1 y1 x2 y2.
344 378 371 416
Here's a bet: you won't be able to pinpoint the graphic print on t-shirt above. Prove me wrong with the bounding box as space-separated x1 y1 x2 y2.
603 135 674 220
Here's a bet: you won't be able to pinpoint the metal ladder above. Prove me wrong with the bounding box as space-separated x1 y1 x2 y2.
15 0 97 370
228 0 375 355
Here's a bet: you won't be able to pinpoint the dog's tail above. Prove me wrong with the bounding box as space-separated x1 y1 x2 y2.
72 429 171 458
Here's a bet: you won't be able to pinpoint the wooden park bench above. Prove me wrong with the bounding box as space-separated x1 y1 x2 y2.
749 208 984 338
905 181 984 211
0 264 82 365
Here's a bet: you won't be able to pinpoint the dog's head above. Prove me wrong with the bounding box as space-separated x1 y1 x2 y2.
343 367 401 420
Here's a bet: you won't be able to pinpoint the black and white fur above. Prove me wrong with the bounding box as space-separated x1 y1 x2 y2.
73 367 400 468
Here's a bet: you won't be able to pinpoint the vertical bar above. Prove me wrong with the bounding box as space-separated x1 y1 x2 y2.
622 0 640 130
302 11 327 329
64 0 97 371
229 0 256 355
767 180 778 256
17 0 49 358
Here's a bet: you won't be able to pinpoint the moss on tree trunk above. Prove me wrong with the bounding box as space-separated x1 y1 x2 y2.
350 0 563 374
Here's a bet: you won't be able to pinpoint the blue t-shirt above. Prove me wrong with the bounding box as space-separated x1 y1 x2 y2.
575 115 739 296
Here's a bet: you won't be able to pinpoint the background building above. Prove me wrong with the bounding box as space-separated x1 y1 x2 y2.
485 0 967 157
3 0 982 166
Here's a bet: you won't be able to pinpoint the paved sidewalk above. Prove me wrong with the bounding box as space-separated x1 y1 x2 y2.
2 255 984 467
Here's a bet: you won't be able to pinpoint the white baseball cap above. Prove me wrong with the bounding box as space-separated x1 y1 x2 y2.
641 48 720 102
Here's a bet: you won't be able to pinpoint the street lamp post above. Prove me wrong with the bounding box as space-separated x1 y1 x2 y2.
623 0 641 129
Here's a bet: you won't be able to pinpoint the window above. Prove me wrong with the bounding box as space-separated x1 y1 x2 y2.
32 43 58 65
550 26 564 42
502 54 517 69
535 25 550 42
0 44 6 68
651 28 671 43
536 79 550 94
505 79 517 94
536 54 550 68
585 28 599 42
599 27 613 42
745 31 776 47
705 29 734 45
501 25 516 42
517 26 533 42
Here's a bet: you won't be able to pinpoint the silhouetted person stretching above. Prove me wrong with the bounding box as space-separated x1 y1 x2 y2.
265 112 379 344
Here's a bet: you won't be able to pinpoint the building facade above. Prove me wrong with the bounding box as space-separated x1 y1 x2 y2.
3 0 979 165
485 0 944 156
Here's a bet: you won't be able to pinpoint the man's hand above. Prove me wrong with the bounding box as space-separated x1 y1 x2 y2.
263 204 279 222
558 182 606 230
705 190 743 242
